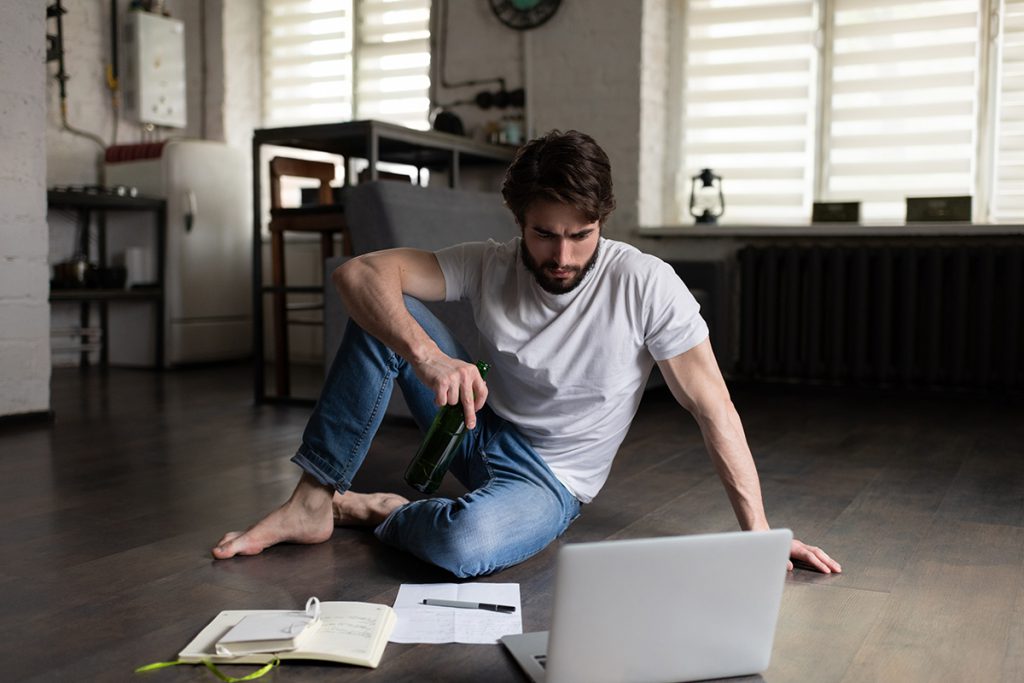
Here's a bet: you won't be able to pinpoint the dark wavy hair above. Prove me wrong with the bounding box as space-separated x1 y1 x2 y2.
501 129 616 227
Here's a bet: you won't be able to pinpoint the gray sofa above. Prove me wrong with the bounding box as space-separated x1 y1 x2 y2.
322 181 693 420
324 181 519 415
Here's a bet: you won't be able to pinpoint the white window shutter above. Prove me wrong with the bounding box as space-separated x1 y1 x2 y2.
262 0 431 129
262 0 356 126
993 0 1024 220
824 0 981 222
678 0 820 224
355 0 432 130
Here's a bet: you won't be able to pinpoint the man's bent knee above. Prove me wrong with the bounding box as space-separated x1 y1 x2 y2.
376 493 564 577
428 530 504 578
424 504 551 578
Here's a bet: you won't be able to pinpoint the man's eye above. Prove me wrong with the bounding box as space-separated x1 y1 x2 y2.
573 233 592 241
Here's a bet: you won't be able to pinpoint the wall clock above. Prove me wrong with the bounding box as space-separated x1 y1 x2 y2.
489 0 562 31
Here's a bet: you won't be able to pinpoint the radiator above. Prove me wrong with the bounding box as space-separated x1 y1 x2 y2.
738 245 1023 389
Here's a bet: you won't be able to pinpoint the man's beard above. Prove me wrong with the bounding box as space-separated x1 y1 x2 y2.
520 239 601 295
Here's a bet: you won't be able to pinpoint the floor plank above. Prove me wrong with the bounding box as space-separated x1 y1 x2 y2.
768 583 889 682
842 520 1024 682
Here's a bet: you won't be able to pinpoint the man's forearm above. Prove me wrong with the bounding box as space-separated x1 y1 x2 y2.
333 250 488 425
333 255 440 365
656 345 772 532
696 401 770 531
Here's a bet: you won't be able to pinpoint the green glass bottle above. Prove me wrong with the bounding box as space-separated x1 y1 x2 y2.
404 361 490 494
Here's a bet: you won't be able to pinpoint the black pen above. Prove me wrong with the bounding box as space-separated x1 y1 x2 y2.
421 598 516 613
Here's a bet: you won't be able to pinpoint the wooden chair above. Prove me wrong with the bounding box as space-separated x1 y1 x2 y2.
268 157 351 398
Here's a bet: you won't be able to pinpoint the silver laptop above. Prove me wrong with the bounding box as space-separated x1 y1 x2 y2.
501 529 792 683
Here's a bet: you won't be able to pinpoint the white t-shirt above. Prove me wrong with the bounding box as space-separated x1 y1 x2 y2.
435 237 708 503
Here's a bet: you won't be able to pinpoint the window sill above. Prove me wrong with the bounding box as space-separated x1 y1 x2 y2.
637 223 1024 238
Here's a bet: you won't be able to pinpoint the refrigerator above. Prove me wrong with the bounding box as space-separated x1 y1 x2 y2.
105 140 251 366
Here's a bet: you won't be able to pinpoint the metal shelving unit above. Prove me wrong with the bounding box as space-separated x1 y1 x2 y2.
47 189 167 368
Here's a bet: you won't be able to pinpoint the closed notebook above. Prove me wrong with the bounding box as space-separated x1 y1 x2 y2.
215 610 321 656
179 601 396 669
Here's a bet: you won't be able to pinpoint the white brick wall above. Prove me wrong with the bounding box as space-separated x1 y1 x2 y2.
430 1 523 141
48 1 135 186
531 1 644 238
432 1 669 240
220 0 262 150
640 0 670 228
1 0 50 416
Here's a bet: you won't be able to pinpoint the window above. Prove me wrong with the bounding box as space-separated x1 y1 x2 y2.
824 0 980 222
679 0 819 224
262 0 431 130
673 0 1023 224
354 0 432 130
263 0 355 126
993 0 1024 220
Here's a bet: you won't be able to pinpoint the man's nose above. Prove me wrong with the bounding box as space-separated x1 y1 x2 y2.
554 238 571 264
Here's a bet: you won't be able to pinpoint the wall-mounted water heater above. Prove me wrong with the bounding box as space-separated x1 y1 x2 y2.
122 11 187 128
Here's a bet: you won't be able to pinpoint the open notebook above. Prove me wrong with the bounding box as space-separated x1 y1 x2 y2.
179 601 396 669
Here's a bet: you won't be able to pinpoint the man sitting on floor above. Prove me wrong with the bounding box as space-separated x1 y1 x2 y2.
213 129 841 577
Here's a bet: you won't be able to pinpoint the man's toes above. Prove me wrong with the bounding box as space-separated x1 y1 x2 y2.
212 542 232 559
212 539 239 559
211 531 242 558
216 530 243 547
212 532 263 559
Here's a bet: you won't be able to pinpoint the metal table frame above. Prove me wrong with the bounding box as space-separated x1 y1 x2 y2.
251 119 516 404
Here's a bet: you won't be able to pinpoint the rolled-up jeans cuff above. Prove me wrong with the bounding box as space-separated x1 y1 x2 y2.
291 445 351 492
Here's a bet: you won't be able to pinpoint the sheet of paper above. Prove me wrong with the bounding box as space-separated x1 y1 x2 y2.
389 582 522 644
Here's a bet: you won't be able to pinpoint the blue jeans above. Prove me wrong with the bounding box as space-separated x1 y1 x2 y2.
292 297 580 578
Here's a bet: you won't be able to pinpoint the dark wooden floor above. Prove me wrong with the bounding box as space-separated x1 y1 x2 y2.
2 365 1023 682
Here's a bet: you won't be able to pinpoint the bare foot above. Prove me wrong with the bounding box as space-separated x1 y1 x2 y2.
212 473 335 559
332 491 409 527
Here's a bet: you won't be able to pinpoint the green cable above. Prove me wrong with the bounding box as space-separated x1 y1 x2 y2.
135 657 279 682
